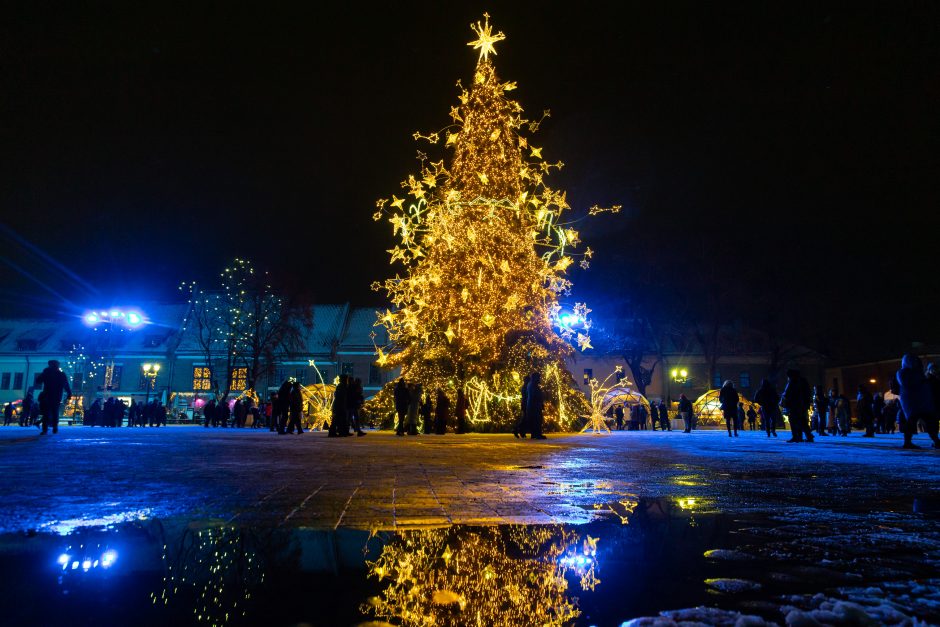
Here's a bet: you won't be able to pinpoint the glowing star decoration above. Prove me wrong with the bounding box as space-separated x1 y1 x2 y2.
368 14 618 430
467 13 505 62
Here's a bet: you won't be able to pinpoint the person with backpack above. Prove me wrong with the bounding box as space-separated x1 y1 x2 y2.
719 380 739 437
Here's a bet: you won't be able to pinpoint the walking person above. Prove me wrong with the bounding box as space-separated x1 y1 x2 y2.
872 392 886 434
835 392 851 436
285 381 305 435
746 405 758 431
781 369 813 443
420 390 433 435
329 375 349 437
3 402 13 426
513 374 530 438
678 394 694 433
204 398 216 428
813 386 829 436
405 383 421 435
20 391 34 426
349 378 366 436
896 354 940 449
826 389 839 435
719 380 739 437
736 402 746 434
393 378 409 436
35 359 71 435
659 400 671 431
526 371 546 439
217 399 231 428
434 388 449 434
276 378 293 434
754 378 779 437
614 404 624 431
857 384 875 437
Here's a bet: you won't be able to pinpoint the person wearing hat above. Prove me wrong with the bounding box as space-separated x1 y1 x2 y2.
35 359 71 435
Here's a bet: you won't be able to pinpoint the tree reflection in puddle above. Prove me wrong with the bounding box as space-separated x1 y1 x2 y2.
362 525 600 626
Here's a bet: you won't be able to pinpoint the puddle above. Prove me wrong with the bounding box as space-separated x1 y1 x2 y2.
1 497 938 626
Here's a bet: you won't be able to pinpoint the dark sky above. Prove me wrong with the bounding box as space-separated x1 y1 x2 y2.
2 2 939 360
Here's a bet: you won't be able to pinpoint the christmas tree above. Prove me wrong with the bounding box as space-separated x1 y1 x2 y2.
371 14 619 430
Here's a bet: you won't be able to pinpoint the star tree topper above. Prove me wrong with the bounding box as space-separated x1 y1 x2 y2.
467 12 506 62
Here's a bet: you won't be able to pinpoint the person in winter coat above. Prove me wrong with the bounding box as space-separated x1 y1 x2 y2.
753 379 780 437
285 381 304 435
393 378 409 436
329 375 349 437
21 391 34 427
872 393 886 434
348 378 366 436
895 354 940 449
420 390 433 434
434 388 449 434
406 383 421 435
513 375 530 438
614 404 624 431
812 386 829 436
659 401 671 431
835 393 851 436
35 359 71 435
856 384 875 438
276 379 293 433
204 398 216 428
678 394 694 433
719 380 739 437
746 405 758 431
526 371 546 439
826 389 838 435
735 402 746 433
781 369 813 443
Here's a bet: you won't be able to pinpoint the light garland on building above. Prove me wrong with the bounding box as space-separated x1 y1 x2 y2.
371 14 619 429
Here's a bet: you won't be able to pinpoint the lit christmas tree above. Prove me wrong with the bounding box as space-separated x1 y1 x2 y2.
371 14 619 430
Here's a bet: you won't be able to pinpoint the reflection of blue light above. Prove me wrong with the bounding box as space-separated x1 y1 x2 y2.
71 561 79 570
101 550 117 568
57 553 69 566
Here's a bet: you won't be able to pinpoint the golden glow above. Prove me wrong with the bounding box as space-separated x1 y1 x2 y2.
466 13 506 62
370 15 612 429
363 525 599 626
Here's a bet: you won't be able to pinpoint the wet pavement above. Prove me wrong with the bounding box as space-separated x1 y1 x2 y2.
0 427 938 625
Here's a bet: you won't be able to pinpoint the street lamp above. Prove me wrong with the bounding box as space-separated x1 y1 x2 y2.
142 363 161 404
671 368 689 384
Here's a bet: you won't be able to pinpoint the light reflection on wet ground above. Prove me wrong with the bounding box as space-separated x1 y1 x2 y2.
2 429 940 624
1 497 938 626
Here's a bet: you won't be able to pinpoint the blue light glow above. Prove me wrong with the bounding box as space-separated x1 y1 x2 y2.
57 553 69 566
125 312 142 326
101 550 117 568
83 313 99 324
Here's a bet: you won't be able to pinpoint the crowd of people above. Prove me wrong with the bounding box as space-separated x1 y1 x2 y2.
5 356 940 449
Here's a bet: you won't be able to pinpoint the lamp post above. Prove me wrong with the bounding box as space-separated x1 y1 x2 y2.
671 368 689 385
142 363 161 405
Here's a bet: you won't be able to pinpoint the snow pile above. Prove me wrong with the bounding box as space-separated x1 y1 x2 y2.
621 606 776 626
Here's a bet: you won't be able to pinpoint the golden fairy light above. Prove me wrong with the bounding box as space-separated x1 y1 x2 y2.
371 14 620 429
580 366 630 434
362 525 600 627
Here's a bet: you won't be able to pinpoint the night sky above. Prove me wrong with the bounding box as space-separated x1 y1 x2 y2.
2 2 938 361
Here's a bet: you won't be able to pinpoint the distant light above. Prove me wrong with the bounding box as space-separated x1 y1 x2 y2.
57 553 70 566
671 369 678 378
109 310 122 317
153 364 161 372
142 363 152 373
125 312 143 326
82 559 92 570
84 313 99 324
71 561 79 570
680 369 688 378
561 315 572 325
869 378 877 384
101 550 117 568
98 311 108 317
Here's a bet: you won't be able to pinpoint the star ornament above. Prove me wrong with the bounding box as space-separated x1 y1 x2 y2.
467 13 506 62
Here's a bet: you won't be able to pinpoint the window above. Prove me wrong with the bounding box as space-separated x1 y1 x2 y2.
273 367 288 384
341 362 355 377
713 372 722 389
293 368 306 385
369 364 383 386
583 368 593 385
13 373 23 390
739 371 751 389
0 373 9 390
231 367 248 392
193 367 212 391
108 366 123 390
